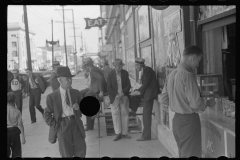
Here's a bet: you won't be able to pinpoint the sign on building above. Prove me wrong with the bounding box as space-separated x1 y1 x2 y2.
151 6 169 10
84 17 107 29
102 44 113 52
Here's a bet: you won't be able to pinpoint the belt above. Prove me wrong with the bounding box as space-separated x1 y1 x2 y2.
7 126 18 130
13 90 21 92
62 115 75 120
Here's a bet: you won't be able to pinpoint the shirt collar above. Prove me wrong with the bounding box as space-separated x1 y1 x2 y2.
60 86 67 94
177 63 194 73
115 70 121 75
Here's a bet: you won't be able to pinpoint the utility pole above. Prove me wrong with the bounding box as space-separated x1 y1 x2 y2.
81 32 84 67
16 34 20 70
55 6 68 66
65 9 78 73
23 5 32 71
46 19 59 65
62 6 68 66
52 19 54 64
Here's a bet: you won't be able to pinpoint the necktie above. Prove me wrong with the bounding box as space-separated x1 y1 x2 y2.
65 90 70 106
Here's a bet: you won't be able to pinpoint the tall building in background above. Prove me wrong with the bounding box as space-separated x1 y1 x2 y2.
7 22 36 71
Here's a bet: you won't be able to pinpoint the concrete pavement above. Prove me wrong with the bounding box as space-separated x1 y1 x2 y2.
20 71 172 158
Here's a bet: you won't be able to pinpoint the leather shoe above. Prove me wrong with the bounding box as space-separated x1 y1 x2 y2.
85 128 89 131
136 137 150 141
122 134 131 139
31 121 36 123
113 134 122 141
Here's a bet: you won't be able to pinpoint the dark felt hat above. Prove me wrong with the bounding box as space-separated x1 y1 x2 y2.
52 61 61 67
56 66 75 78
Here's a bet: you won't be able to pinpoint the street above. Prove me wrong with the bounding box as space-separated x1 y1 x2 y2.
20 72 172 158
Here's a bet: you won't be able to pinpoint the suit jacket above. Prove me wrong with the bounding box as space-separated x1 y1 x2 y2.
107 69 131 104
87 66 107 95
103 66 113 83
49 72 60 92
139 66 159 101
26 74 48 94
44 88 86 139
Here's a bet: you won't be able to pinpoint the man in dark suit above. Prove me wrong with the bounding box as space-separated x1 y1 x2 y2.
49 61 61 92
107 59 131 141
25 68 48 123
44 66 86 157
131 58 158 141
79 57 107 131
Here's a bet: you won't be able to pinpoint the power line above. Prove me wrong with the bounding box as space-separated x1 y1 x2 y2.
27 7 50 23
28 6 52 22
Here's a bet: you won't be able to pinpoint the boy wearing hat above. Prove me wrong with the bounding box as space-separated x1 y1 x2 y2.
107 59 131 141
44 66 86 157
79 57 107 131
49 61 61 92
131 58 158 141
10 69 26 114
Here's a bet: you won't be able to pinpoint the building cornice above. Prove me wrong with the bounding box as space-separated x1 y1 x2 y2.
8 27 36 35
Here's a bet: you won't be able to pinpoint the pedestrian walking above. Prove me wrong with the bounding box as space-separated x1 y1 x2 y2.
10 69 26 114
25 68 48 123
7 92 26 158
49 61 61 92
8 70 14 92
102 61 112 83
131 58 159 141
44 66 86 158
107 59 131 141
79 57 107 131
159 45 216 158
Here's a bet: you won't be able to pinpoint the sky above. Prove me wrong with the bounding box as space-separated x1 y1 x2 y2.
8 5 101 53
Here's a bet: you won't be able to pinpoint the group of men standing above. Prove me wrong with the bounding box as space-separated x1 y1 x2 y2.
8 45 214 158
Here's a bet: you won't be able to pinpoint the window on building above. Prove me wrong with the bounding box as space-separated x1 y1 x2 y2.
11 34 16 37
12 51 18 57
12 42 17 47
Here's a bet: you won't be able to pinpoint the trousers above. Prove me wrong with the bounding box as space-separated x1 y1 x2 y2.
110 96 129 135
7 127 21 158
141 99 154 139
172 112 202 158
29 88 44 122
14 90 23 114
57 117 86 157
79 88 97 130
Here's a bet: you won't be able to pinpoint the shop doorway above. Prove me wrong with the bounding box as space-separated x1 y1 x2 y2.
222 23 236 101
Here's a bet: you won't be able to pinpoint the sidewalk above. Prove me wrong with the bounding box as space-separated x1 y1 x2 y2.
21 72 172 158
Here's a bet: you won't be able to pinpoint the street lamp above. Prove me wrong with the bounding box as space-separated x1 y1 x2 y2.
46 39 60 63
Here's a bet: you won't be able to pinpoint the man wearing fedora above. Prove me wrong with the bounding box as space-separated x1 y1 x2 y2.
79 57 107 131
25 68 48 123
44 66 86 157
49 61 61 92
107 59 131 141
131 58 158 141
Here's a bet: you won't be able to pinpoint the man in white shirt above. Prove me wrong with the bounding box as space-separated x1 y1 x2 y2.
44 66 86 157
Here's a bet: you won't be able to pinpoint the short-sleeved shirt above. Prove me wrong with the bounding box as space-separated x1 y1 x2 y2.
7 105 23 127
